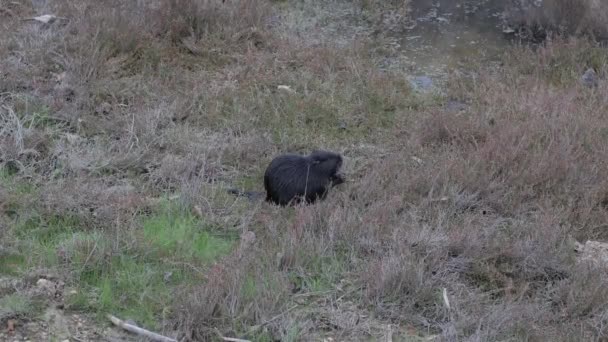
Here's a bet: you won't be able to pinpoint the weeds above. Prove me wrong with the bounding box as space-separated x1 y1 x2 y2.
505 0 608 40
0 295 35 322
1 0 608 341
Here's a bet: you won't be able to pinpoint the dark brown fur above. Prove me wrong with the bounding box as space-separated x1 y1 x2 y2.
263 150 344 206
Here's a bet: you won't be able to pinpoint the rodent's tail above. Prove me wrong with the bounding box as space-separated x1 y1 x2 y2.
227 188 245 196
227 188 265 201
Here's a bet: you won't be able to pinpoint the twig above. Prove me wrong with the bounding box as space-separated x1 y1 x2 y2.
293 290 333 298
106 314 177 342
214 328 252 342
247 305 298 333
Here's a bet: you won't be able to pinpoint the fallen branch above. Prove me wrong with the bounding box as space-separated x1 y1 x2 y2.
214 328 252 342
106 314 177 342
22 14 69 24
247 305 298 334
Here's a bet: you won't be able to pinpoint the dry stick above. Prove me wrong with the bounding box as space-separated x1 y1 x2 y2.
247 305 298 334
106 314 177 342
214 328 252 342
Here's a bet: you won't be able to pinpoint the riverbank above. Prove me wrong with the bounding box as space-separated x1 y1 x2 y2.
1 1 608 341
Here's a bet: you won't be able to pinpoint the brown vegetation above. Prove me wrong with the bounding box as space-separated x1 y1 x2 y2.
505 0 608 40
1 0 608 341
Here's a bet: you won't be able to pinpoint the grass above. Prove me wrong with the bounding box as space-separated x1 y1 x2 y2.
504 0 608 41
16 201 235 330
142 200 235 262
1 0 608 341
0 253 26 277
0 294 35 322
4 193 234 330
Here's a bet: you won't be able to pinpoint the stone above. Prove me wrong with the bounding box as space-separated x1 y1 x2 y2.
445 100 468 113
581 68 598 88
409 76 433 91
574 240 608 266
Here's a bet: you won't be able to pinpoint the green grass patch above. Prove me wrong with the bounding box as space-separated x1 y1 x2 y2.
240 269 285 302
142 202 235 262
12 214 83 268
66 253 187 330
10 96 52 128
0 253 27 276
93 256 181 328
15 214 81 246
0 294 35 321
0 168 37 217
0 166 14 181
7 197 236 330
292 254 347 293
0 167 36 193
64 202 236 328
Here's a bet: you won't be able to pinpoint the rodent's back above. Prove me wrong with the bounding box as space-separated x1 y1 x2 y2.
264 151 344 206
264 154 309 205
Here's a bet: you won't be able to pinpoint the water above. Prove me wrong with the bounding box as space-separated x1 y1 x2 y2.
382 0 514 87
274 0 516 88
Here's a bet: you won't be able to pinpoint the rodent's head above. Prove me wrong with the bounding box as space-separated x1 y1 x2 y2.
308 150 343 176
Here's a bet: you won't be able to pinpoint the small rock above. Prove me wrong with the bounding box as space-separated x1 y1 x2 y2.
37 279 54 290
409 76 433 92
445 100 468 113
277 85 296 94
575 240 608 266
63 133 82 145
581 68 598 88
192 205 203 218
7 319 16 333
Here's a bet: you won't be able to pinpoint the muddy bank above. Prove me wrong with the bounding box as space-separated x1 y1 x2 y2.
271 0 518 91
377 0 517 89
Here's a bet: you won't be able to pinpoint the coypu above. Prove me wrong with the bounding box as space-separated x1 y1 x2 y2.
263 150 345 206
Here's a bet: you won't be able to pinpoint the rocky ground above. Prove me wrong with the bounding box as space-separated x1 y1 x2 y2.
0 274 137 341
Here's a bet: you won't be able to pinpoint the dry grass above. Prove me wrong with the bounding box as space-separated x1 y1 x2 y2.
505 0 608 40
1 0 608 341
